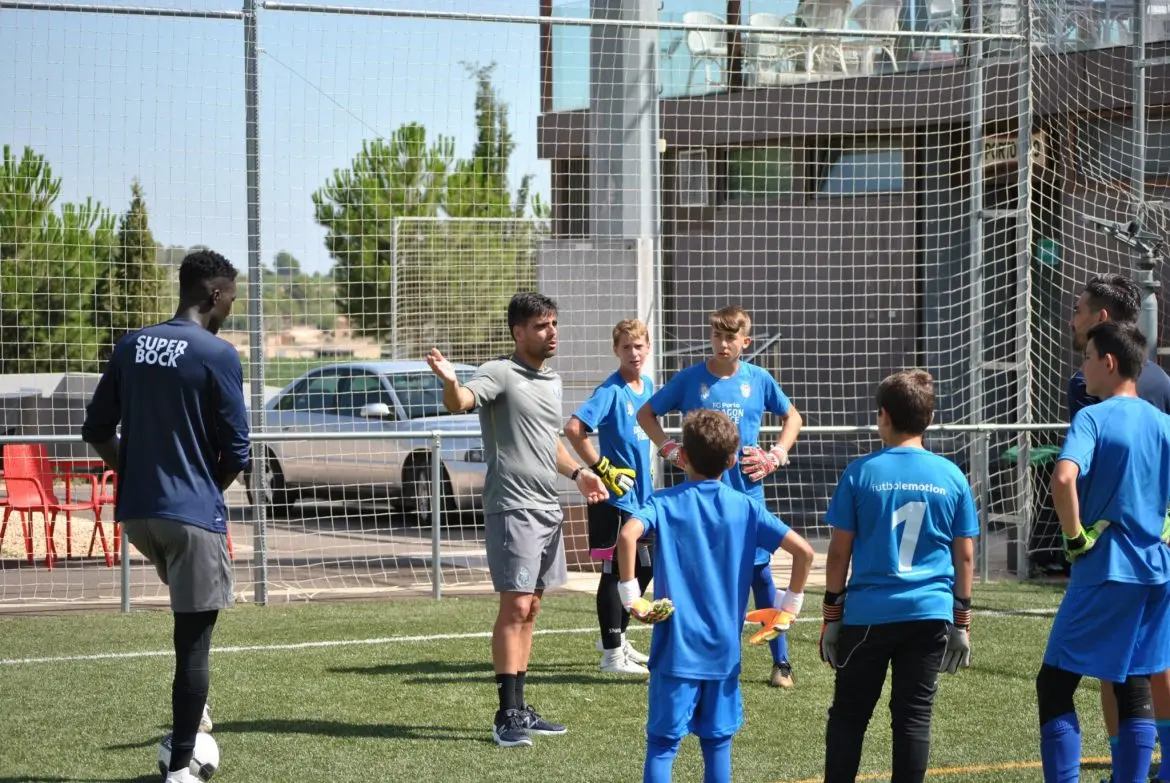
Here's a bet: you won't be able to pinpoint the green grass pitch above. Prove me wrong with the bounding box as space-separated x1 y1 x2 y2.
0 583 1133 782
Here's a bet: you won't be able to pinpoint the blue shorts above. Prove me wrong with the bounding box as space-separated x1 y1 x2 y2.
646 671 743 741
1044 581 1170 683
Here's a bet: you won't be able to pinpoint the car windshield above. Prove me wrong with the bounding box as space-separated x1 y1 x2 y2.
388 370 476 419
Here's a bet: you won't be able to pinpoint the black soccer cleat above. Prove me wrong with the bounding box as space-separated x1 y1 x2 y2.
521 704 567 736
492 708 533 748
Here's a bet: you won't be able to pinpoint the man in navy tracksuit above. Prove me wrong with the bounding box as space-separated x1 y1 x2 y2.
83 249 249 783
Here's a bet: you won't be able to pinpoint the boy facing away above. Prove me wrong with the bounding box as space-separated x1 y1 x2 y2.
616 409 815 783
637 306 804 688
820 369 978 783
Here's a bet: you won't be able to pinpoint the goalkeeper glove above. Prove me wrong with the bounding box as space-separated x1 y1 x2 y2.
658 438 684 469
591 456 636 498
941 596 972 674
1162 505 1170 545
819 589 845 668
746 590 804 645
741 445 788 483
1063 520 1111 563
618 578 674 624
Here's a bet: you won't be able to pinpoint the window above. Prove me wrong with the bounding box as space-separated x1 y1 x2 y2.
276 371 340 413
389 370 476 420
554 159 589 238
818 148 905 195
1076 117 1170 181
333 372 395 418
727 147 796 202
675 150 710 207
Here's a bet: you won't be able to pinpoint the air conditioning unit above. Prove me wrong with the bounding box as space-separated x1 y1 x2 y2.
675 149 709 207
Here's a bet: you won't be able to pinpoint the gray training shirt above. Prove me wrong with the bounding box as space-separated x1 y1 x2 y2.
463 355 564 515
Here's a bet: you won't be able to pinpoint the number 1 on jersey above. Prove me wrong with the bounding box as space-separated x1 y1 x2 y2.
892 501 927 573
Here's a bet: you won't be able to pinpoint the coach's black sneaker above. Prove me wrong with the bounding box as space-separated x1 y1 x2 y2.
492 708 532 748
521 704 567 736
770 662 794 689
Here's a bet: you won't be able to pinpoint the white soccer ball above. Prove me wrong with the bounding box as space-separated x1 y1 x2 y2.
157 732 219 781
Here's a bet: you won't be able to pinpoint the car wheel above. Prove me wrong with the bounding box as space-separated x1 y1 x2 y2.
247 451 292 518
403 458 453 528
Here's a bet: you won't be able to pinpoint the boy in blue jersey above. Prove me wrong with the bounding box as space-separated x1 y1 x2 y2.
82 250 249 783
566 319 656 675
616 409 815 783
1066 275 1170 782
820 369 978 783
1038 321 1170 783
637 306 804 688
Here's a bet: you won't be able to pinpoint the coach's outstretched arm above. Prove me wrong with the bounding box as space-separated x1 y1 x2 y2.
427 348 476 413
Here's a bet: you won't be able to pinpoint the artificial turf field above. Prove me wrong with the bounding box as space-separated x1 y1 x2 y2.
0 582 1140 782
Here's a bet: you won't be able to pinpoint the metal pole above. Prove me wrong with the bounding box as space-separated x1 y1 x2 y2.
1132 0 1157 358
120 527 130 612
967 0 989 579
431 433 443 599
244 0 269 605
390 216 399 360
1013 0 1035 579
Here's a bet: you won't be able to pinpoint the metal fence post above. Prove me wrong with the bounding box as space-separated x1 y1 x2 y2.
431 433 443 599
244 0 269 605
391 216 400 360
120 527 131 612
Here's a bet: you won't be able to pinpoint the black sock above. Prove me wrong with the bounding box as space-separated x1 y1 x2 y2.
170 610 218 771
496 673 518 713
597 572 625 649
515 671 527 707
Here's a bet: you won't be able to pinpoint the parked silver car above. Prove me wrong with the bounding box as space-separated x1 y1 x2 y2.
245 361 485 524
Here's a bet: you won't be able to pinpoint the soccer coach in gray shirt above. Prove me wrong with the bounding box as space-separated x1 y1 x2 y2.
427 292 609 748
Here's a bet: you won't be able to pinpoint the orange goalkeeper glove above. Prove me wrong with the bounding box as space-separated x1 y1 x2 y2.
746 590 804 645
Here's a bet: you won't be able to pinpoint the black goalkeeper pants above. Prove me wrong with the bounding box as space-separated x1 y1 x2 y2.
824 620 948 783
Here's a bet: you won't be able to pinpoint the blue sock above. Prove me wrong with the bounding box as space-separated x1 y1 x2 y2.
700 736 733 783
1157 719 1170 780
1114 718 1156 783
1040 711 1082 783
644 734 680 783
771 631 788 667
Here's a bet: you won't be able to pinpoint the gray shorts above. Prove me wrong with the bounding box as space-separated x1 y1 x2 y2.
485 508 567 594
122 518 234 613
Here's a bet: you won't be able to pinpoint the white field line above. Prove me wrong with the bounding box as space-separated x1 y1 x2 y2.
0 607 1057 667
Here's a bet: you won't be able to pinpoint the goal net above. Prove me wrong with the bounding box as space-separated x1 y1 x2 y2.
0 0 1165 607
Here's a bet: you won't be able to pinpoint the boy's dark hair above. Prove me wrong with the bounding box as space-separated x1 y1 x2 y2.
875 369 935 436
1083 274 1141 324
507 292 558 332
682 409 740 480
178 249 238 296
709 306 751 336
1087 321 1147 380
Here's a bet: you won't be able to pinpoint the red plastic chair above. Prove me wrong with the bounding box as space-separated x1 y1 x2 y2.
0 444 100 569
89 470 119 565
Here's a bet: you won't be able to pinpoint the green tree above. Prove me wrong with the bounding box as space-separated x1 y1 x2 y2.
0 146 112 373
96 180 171 358
313 124 454 338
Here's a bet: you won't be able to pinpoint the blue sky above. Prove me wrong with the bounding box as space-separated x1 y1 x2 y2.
1 0 547 275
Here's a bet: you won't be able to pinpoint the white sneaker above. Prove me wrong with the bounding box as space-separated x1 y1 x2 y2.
199 703 213 733
165 770 201 783
621 634 650 665
600 647 649 675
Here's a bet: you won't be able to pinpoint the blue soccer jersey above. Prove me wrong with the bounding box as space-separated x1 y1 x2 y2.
633 479 790 680
82 319 251 533
649 361 791 564
572 372 655 513
1058 395 1170 588
825 446 980 626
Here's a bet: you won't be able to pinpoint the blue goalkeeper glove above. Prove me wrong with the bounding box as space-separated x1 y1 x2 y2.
1063 520 1111 563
